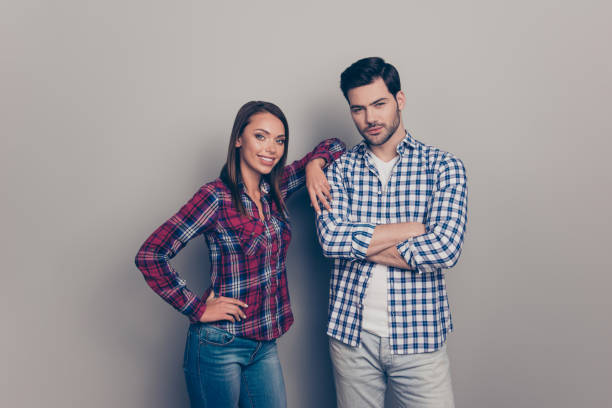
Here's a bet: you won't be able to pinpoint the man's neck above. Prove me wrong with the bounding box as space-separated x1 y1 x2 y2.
368 125 406 162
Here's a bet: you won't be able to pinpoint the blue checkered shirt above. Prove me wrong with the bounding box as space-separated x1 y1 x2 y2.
316 133 468 354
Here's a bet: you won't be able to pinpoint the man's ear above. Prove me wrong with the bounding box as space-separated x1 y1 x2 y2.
395 90 406 111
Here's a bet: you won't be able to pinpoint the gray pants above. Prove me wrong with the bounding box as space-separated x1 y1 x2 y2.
329 331 455 408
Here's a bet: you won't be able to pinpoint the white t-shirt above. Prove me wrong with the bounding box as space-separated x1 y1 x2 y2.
361 150 399 337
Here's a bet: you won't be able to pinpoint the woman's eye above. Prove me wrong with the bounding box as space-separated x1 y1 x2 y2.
276 139 285 145
255 134 265 140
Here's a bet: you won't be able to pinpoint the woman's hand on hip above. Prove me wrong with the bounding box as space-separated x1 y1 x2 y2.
305 158 332 214
199 291 248 323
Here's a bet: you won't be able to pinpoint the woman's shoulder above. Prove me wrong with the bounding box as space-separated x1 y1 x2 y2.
196 178 233 206
197 178 225 194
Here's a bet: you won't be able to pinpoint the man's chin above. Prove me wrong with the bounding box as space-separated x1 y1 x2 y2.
362 132 391 146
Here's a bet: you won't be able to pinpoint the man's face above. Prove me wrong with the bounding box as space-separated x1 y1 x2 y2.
347 77 405 147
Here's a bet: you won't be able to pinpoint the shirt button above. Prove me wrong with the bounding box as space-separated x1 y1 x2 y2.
378 190 382 195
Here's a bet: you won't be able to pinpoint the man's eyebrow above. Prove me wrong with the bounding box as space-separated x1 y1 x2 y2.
369 97 388 105
350 97 389 109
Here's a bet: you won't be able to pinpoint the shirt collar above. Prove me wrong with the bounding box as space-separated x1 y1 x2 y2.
238 177 271 195
260 178 271 194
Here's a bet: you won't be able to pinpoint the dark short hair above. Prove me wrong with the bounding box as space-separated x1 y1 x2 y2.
340 57 401 100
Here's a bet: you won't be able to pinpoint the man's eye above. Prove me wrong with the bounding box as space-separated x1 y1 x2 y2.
351 108 362 113
375 102 385 107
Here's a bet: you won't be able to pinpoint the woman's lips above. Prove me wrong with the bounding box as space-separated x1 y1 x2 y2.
258 155 275 165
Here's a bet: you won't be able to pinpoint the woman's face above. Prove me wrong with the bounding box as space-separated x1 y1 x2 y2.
235 112 286 178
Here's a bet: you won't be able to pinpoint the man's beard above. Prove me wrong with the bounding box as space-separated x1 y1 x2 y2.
359 109 401 147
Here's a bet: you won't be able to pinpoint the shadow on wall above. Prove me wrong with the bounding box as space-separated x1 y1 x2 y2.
277 102 356 407
282 188 337 408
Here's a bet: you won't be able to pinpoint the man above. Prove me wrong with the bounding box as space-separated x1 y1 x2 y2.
316 57 467 407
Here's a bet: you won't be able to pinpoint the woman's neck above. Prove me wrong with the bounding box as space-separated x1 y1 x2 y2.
239 162 262 198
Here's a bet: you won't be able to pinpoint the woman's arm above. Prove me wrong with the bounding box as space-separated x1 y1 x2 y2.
134 184 243 323
280 138 346 205
305 158 333 214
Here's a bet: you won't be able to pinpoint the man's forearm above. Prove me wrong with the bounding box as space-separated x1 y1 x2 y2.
366 222 425 257
366 246 412 269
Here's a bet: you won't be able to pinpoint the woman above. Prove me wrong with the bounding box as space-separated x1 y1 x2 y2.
135 101 345 407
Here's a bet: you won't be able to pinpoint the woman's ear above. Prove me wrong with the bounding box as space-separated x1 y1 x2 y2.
235 136 242 148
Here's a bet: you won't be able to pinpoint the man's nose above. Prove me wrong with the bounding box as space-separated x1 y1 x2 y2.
365 108 377 125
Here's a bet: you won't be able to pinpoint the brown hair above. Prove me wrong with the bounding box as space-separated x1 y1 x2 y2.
220 101 289 216
340 57 401 101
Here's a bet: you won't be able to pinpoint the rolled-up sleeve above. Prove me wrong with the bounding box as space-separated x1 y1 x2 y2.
316 161 376 259
397 155 468 273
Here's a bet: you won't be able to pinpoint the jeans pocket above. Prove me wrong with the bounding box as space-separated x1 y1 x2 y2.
200 324 236 346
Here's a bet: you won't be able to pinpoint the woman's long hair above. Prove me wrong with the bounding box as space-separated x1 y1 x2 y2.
220 101 289 217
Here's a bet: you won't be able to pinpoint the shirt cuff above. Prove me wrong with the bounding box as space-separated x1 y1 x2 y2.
396 239 421 273
351 223 376 259
310 150 333 168
187 287 212 323
187 301 205 323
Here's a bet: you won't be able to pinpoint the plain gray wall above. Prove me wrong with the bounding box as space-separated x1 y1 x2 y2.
2 1 611 407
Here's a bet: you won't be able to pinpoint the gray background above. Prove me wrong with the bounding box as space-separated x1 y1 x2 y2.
2 1 611 407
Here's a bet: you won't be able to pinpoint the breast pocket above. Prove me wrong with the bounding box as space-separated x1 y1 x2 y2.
219 207 265 256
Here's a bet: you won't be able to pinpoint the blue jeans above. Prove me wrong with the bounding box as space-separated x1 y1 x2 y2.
183 323 287 408
329 331 455 407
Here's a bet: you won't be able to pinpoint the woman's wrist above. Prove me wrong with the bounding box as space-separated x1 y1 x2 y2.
308 157 327 169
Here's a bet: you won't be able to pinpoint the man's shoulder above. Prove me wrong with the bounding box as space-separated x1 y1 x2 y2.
409 137 465 172
327 143 364 171
344 143 366 160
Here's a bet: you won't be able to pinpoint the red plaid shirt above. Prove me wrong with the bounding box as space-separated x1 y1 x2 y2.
135 138 345 341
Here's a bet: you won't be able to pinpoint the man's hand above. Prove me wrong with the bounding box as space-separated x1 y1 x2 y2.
366 222 426 257
306 158 332 214
199 291 248 323
367 246 412 269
